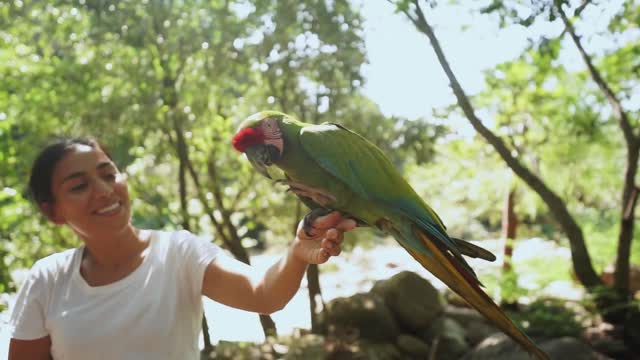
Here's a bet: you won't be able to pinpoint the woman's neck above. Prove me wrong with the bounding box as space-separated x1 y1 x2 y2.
81 226 150 269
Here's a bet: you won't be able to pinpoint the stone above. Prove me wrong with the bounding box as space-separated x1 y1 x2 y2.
541 337 613 360
325 292 400 343
423 316 470 360
360 341 404 360
461 333 535 360
371 271 444 332
463 333 612 360
396 334 431 358
464 321 500 346
444 305 486 324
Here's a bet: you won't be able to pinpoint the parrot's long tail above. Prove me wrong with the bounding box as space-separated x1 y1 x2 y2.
404 226 550 360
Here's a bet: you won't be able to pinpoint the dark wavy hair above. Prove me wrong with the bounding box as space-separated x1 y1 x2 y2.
28 137 113 205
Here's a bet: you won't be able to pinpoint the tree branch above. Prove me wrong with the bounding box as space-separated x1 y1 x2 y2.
556 1 639 297
556 4 637 145
408 0 602 287
624 186 640 221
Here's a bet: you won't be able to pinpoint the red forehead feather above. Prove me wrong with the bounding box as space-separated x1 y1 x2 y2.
232 127 265 152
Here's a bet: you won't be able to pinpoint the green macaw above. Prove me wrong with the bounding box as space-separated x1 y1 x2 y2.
232 110 549 360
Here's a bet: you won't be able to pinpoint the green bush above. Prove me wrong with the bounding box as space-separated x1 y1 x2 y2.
508 298 585 338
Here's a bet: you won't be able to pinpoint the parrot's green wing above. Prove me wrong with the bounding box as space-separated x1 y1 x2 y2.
299 123 458 254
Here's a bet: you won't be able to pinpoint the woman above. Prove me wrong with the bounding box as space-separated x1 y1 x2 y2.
9 137 356 359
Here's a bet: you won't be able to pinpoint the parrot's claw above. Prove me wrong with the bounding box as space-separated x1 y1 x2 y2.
302 208 334 238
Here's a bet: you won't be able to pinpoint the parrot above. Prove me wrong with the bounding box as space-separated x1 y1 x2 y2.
232 110 549 360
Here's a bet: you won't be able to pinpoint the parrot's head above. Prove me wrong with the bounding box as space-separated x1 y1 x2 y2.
232 111 287 179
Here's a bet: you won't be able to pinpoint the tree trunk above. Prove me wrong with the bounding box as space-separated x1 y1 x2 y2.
200 312 214 358
307 264 324 333
500 188 517 308
176 139 278 337
404 0 602 288
171 114 215 355
556 3 640 300
501 189 517 271
161 66 216 353
290 201 325 334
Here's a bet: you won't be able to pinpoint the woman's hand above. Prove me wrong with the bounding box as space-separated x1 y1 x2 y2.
291 211 357 264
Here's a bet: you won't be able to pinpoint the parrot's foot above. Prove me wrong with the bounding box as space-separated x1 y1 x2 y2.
275 179 337 207
302 208 334 238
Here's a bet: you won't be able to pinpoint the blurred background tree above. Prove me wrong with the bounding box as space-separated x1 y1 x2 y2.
390 0 639 330
1 0 639 355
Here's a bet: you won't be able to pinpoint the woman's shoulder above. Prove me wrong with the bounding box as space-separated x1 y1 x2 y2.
34 248 78 271
152 229 201 246
147 229 196 254
25 247 79 285
150 229 219 258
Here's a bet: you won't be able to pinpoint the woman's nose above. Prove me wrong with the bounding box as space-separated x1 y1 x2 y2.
94 178 114 197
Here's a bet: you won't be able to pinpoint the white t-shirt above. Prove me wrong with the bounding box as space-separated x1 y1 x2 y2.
9 230 220 360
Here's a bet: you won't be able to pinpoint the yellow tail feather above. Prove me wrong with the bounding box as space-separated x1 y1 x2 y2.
405 227 550 360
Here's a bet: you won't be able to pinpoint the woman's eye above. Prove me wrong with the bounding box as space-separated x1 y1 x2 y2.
104 173 117 181
70 183 87 192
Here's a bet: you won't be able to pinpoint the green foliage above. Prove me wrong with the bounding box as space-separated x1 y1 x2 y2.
582 285 640 320
499 266 529 305
609 0 640 33
466 1 640 270
407 138 509 239
0 0 446 295
508 298 585 338
1 0 637 335
520 253 573 288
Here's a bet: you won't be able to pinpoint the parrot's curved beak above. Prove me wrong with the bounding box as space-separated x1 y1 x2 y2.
245 144 280 179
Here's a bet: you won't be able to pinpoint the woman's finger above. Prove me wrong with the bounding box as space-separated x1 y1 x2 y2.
322 238 342 256
336 218 357 232
310 211 342 230
329 245 341 257
325 228 339 240
318 248 330 263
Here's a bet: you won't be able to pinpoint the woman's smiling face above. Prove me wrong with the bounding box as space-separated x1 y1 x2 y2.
46 144 131 238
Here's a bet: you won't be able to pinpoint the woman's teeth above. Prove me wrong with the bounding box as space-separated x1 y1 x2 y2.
96 202 120 214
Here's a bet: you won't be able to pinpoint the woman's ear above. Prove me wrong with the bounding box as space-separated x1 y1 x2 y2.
39 202 65 225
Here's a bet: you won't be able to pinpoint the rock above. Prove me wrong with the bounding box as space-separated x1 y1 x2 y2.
461 333 535 360
444 305 486 324
443 305 499 344
423 316 470 360
463 333 612 360
371 271 444 332
465 321 500 346
444 288 471 308
541 337 613 360
326 341 403 360
356 342 404 360
396 334 431 358
423 316 465 342
325 292 400 342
